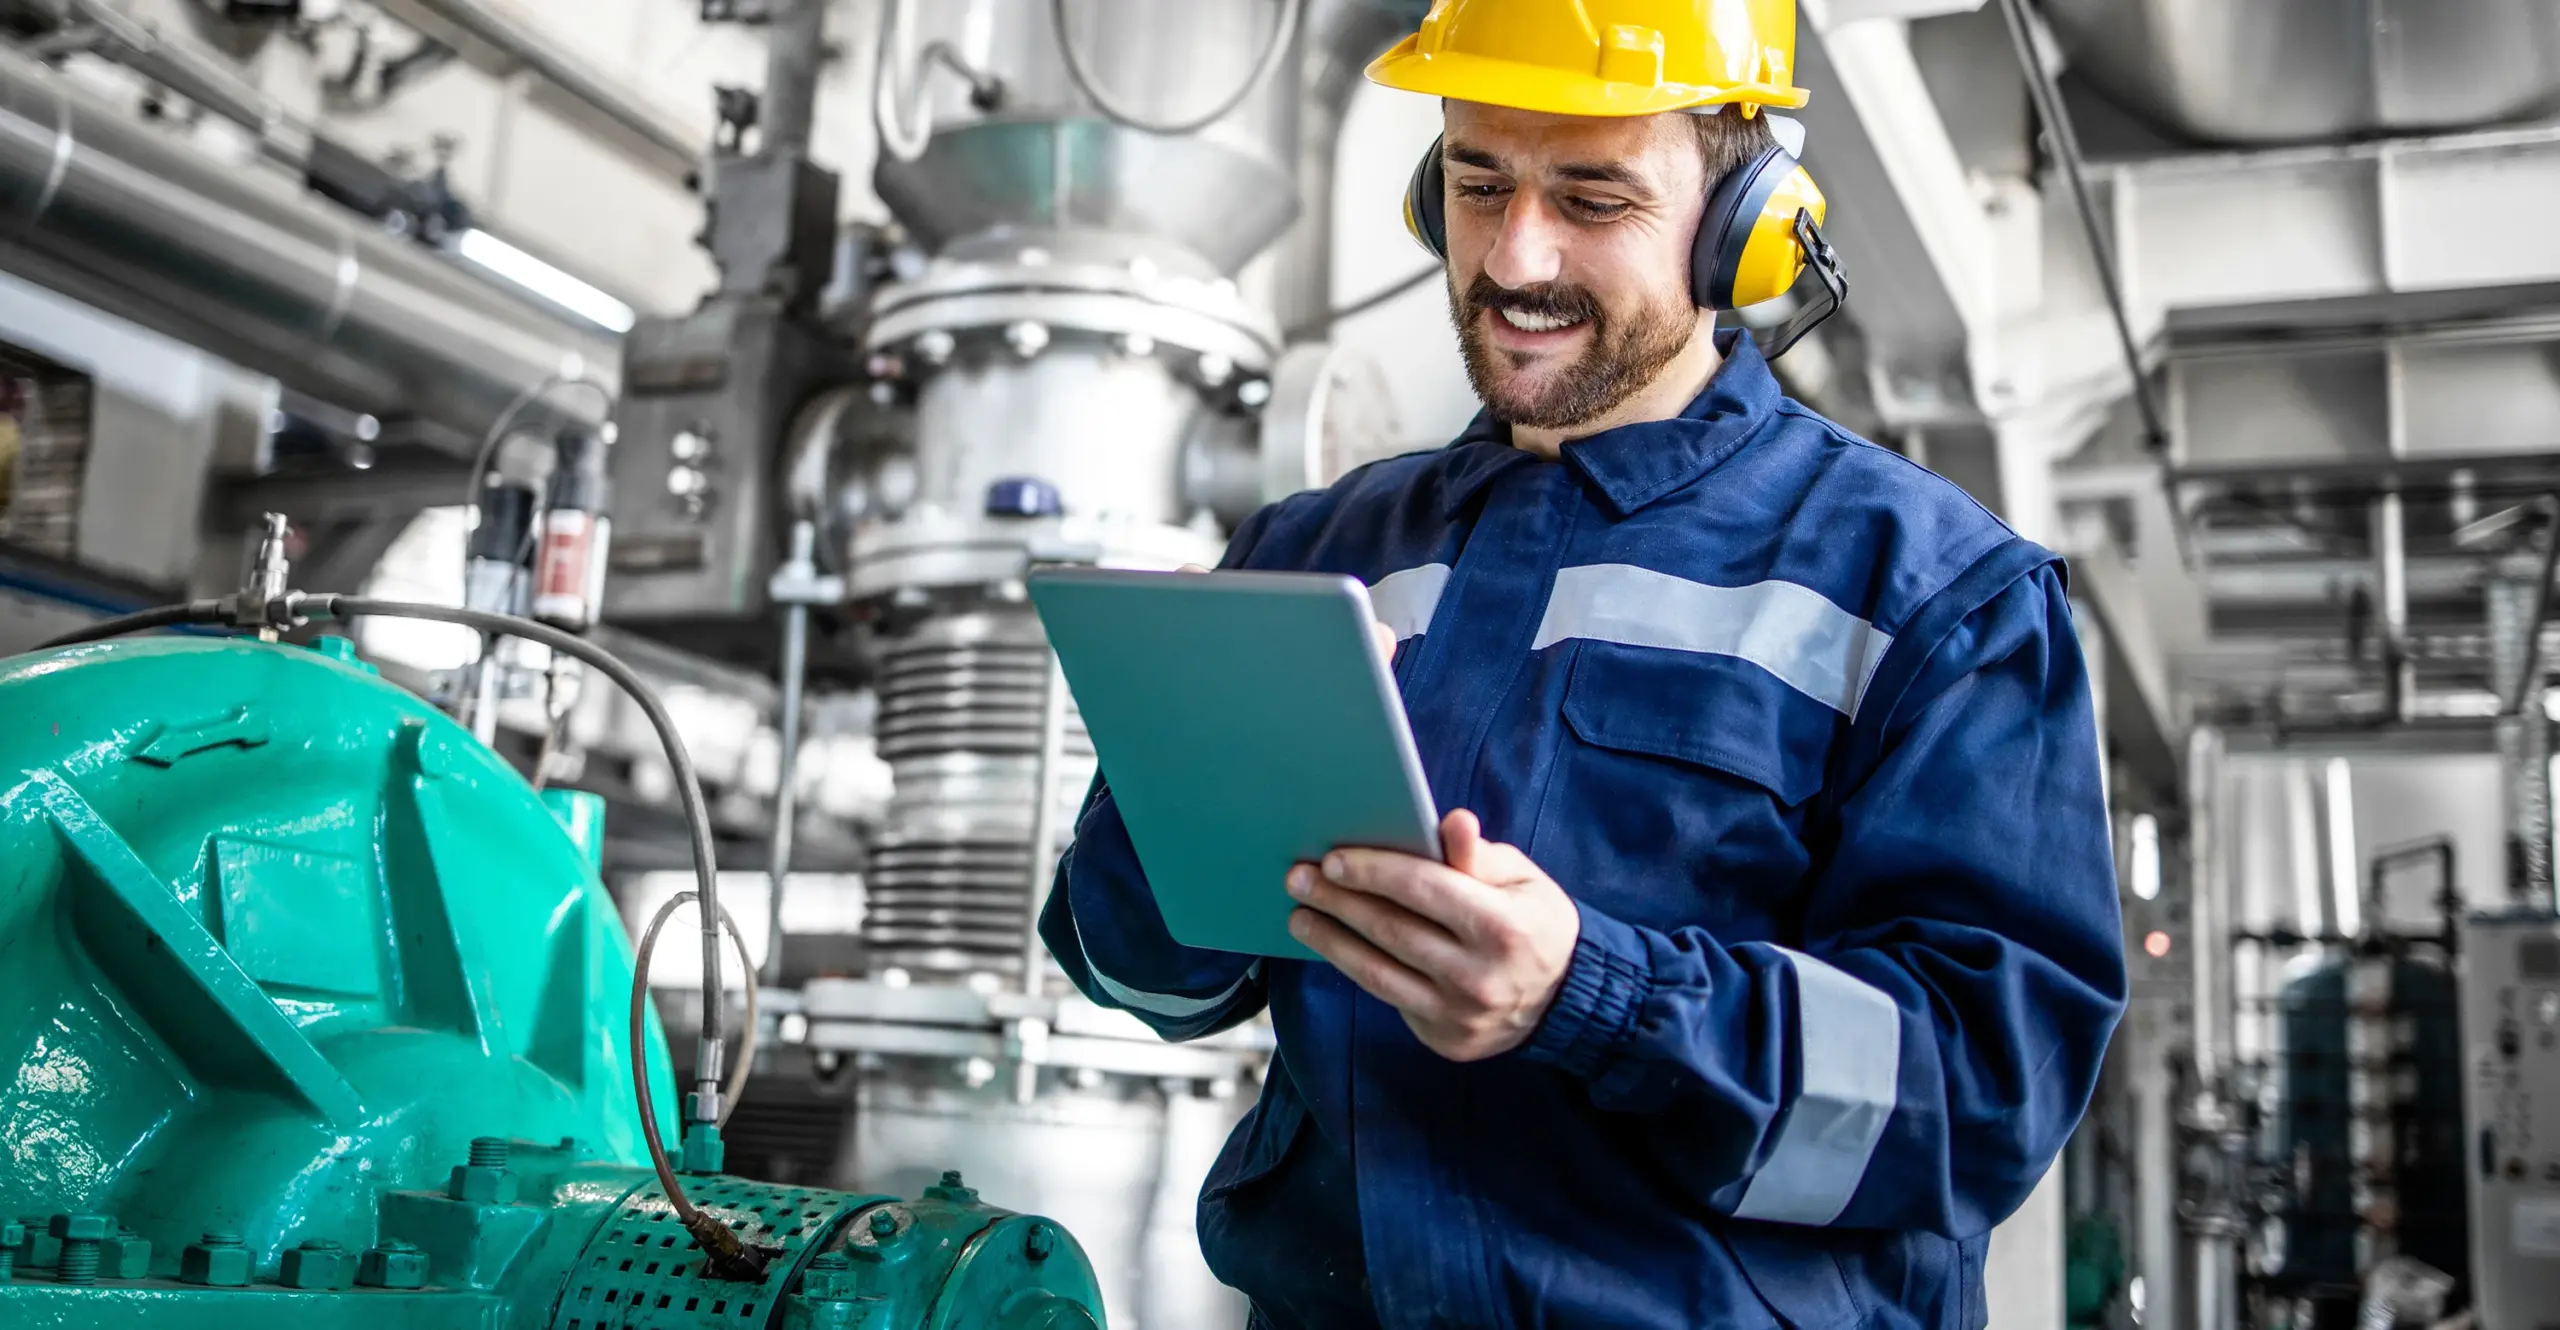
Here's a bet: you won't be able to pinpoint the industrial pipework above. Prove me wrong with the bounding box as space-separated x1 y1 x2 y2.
0 525 1104 1329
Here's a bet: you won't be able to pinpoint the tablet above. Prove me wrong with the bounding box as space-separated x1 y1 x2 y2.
1025 567 1443 960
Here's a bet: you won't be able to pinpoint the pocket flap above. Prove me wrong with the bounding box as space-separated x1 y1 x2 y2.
1201 1066 1307 1200
1561 644 1829 806
1722 1224 1864 1329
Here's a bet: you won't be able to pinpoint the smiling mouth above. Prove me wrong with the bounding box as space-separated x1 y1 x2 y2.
1494 307 1588 334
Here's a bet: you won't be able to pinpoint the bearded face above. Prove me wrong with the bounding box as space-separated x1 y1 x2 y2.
1450 269 1697 430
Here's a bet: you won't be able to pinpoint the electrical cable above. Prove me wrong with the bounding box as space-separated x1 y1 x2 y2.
1050 0 1303 137
30 591 765 1277
629 889 759 1129
459 372 615 572
33 601 224 650
873 0 1005 164
1283 263 1442 342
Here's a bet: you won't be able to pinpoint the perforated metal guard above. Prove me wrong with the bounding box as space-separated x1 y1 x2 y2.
553 1175 874 1330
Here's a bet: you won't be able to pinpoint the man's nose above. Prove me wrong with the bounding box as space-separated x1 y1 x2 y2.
1481 194 1565 291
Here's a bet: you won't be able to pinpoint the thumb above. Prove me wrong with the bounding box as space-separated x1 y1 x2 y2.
1441 808 1483 875
1372 617 1399 660
1176 563 1211 574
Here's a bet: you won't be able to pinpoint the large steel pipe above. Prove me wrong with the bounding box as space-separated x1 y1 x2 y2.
0 42 612 453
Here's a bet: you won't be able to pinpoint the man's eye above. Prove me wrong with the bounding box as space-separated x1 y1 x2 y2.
1457 183 1508 200
1569 197 1632 219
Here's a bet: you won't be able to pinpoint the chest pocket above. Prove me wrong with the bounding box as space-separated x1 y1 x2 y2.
1531 642 1834 939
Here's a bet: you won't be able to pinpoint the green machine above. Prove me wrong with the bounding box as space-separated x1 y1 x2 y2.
0 630 1106 1329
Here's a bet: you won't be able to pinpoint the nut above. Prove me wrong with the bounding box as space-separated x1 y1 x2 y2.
280 1238 356 1290
107 1228 150 1279
359 1239 428 1289
180 1233 249 1287
47 1214 111 1243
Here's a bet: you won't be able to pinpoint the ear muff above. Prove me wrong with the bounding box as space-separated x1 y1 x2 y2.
1696 142 1823 309
1404 135 1449 259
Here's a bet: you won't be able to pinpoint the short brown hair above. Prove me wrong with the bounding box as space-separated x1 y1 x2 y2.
1691 108 1779 190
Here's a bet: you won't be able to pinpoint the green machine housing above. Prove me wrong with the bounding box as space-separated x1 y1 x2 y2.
0 635 1106 1329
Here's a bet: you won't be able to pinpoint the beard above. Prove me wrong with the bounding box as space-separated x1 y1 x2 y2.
1450 271 1697 431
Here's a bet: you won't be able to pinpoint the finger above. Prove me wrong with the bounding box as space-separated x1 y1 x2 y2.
1289 864 1473 980
1321 848 1499 939
1176 563 1210 574
1441 808 1483 877
1289 907 1443 1015
1372 618 1399 660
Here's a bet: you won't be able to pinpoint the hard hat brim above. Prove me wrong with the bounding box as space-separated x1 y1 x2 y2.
1364 35 1810 119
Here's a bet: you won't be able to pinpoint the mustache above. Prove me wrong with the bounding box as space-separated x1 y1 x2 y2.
1462 275 1599 323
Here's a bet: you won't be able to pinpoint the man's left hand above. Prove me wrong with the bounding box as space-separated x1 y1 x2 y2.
1285 809 1581 1062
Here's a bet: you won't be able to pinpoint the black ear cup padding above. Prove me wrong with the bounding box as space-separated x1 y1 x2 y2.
1407 135 1449 258
1691 145 1795 309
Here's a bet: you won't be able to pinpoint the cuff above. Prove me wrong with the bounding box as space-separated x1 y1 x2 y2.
1519 898 1652 1080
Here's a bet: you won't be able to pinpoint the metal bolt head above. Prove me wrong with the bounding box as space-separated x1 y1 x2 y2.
1024 1222 1055 1262
1195 352 1234 387
914 329 955 365
1018 247 1051 267
359 1239 428 1289
803 1248 862 1299
279 1239 356 1290
1238 379 1272 408
181 1233 250 1287
667 465 708 498
867 381 898 407
868 1209 899 1239
48 1214 111 1243
447 1160 519 1205
1004 321 1050 359
1116 331 1157 359
106 1228 149 1279
671 430 711 462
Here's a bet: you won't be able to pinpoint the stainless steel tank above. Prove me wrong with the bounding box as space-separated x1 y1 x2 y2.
2043 0 2560 144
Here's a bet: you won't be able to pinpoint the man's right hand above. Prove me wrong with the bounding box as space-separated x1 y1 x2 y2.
1177 563 1398 660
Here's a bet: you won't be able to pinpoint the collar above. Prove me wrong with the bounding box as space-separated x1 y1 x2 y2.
1436 329 1782 520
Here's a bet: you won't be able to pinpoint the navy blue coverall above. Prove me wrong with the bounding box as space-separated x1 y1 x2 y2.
1037 331 2128 1329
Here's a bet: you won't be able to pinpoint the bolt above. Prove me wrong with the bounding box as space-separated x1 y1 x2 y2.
181 1232 249 1288
0 1221 18 1282
1238 379 1272 408
1117 331 1157 359
359 1238 428 1289
1018 247 1051 267
812 1252 850 1272
1195 352 1234 388
49 1214 110 1286
107 1227 150 1279
281 1237 355 1290
869 1210 899 1239
1005 321 1051 358
1024 1222 1055 1262
468 1137 510 1169
914 329 955 365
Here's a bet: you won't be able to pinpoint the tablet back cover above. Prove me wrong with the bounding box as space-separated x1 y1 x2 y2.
1028 569 1441 960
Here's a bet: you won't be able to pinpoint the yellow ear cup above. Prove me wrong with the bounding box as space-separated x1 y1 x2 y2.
1727 165 1827 309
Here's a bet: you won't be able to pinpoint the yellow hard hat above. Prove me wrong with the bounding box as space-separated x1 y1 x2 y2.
1364 0 1810 119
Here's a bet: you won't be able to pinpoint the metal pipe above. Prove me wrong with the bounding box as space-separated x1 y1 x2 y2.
1992 0 2168 454
0 41 612 455
375 0 701 179
2187 725 2227 1087
2372 491 2412 722
759 0 826 161
761 523 816 987
2503 492 2560 717
62 0 313 169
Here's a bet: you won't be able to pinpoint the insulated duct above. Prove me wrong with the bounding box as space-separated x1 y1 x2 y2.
2043 0 2560 144
0 41 613 453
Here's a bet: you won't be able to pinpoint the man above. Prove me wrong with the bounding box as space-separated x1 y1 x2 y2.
1039 3 2127 1326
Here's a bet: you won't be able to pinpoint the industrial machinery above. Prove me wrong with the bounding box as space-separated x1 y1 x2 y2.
2459 911 2560 1329
591 2 1412 1324
0 538 1106 1326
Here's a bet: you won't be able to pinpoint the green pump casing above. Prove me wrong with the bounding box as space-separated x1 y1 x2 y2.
0 636 1105 1330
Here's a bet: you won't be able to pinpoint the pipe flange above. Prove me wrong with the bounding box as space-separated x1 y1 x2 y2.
865 250 1280 382
846 510 1221 603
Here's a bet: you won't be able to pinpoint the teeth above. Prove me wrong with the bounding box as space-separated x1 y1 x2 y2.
1498 308 1581 333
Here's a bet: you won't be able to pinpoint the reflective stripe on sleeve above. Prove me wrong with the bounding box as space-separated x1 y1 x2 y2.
1531 563 1894 717
1731 948 1903 1226
1367 563 1451 642
1074 923 1259 1020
